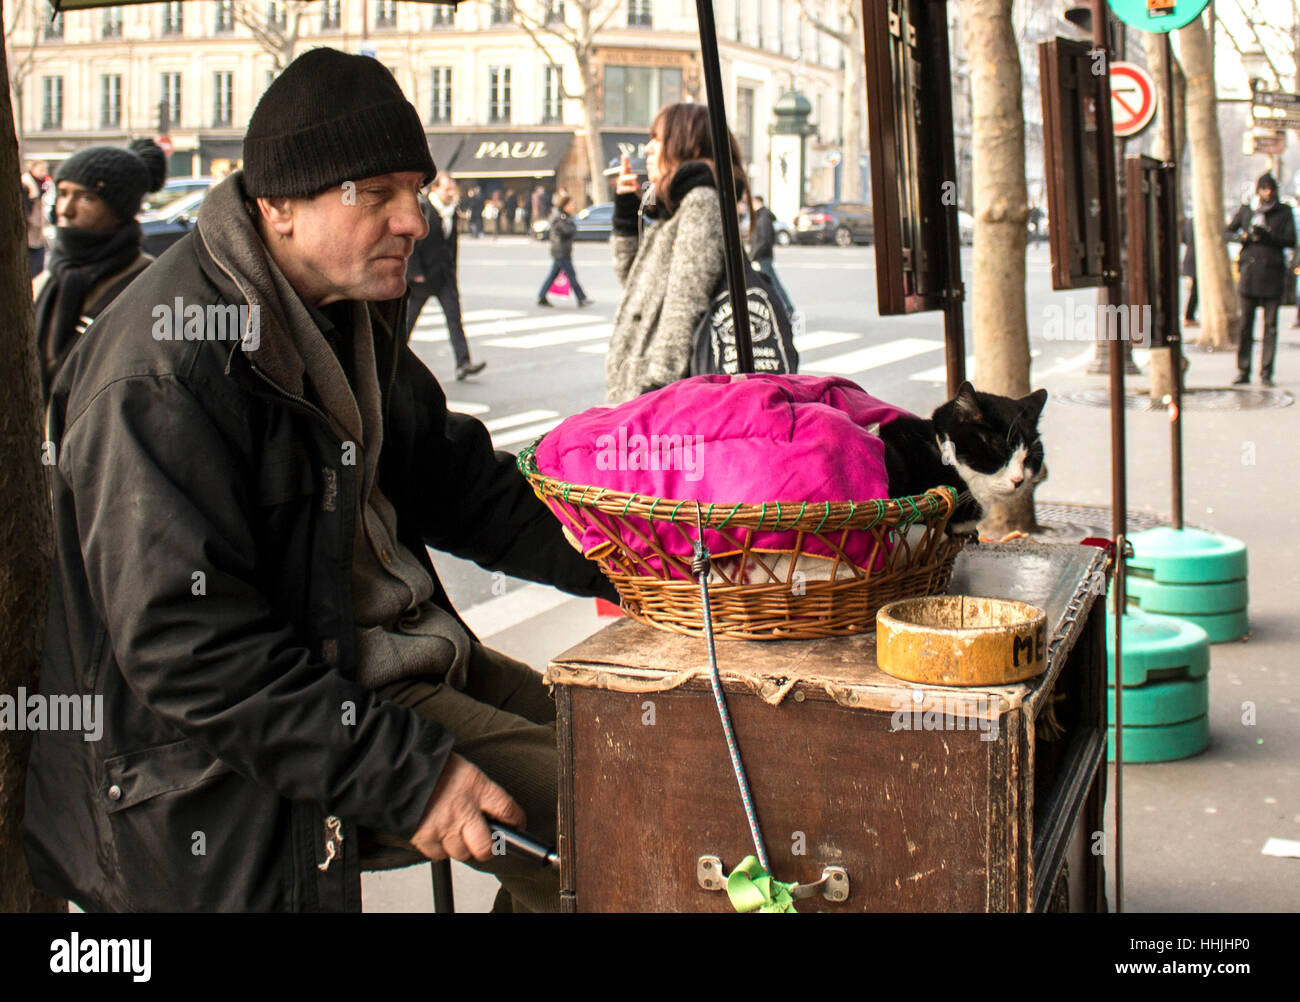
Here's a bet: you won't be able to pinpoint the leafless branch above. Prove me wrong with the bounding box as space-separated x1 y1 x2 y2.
794 0 850 47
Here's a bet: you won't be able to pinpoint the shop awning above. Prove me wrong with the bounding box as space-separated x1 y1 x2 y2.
426 133 465 176
445 131 573 178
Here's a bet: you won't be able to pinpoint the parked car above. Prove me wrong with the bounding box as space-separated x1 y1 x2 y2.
141 189 206 257
141 176 214 215
531 201 614 242
774 219 794 246
794 202 874 246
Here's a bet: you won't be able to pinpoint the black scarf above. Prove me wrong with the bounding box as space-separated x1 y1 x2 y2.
644 161 718 222
35 222 142 395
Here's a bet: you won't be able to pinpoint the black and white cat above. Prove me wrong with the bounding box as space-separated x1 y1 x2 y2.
878 381 1048 535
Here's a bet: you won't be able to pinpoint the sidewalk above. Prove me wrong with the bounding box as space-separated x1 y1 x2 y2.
365 333 1300 912
1038 337 1300 912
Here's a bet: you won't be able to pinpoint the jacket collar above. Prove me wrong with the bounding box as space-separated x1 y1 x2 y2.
193 171 408 396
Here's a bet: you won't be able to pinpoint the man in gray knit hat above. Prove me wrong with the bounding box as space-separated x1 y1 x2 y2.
25 47 614 913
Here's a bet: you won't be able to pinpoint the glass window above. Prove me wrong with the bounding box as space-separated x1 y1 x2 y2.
44 11 63 39
101 75 122 128
162 1 184 34
628 0 652 27
267 1 286 28
491 0 512 24
430 5 455 26
215 1 235 32
603 65 681 127
161 72 182 128
430 66 452 124
41 76 63 130
546 1 565 23
376 0 397 28
321 0 341 30
543 65 562 124
735 86 754 163
214 71 234 127
489 66 512 124
102 6 124 38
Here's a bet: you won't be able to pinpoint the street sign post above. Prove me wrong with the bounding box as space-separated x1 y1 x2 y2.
1110 62 1157 137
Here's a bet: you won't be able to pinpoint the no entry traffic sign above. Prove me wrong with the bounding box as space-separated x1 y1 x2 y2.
1111 62 1157 137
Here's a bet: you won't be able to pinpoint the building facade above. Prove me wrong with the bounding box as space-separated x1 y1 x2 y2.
10 0 847 209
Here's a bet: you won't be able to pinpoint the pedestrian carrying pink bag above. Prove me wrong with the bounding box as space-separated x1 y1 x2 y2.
549 270 571 298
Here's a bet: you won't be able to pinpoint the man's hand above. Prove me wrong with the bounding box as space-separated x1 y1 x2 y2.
408 753 525 862
615 154 640 196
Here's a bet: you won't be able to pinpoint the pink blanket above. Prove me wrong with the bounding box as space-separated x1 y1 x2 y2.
535 374 915 577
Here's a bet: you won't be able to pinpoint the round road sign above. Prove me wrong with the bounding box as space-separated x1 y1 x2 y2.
1107 0 1212 34
1110 62 1157 138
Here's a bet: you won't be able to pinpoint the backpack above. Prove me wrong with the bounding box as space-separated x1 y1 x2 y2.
690 265 799 376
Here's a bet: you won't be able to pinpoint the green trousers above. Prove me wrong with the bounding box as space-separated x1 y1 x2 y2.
367 643 560 913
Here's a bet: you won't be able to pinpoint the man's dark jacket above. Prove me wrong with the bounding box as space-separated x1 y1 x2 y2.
1225 199 1297 299
750 206 776 261
22 175 611 912
548 210 576 259
406 194 457 293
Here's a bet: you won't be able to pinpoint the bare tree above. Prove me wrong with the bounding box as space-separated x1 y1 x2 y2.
794 0 866 201
962 0 1037 536
232 0 309 74
1178 12 1237 350
493 0 624 203
5 0 44 146
0 0 60 913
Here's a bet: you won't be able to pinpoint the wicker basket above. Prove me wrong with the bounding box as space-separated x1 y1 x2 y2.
518 441 965 640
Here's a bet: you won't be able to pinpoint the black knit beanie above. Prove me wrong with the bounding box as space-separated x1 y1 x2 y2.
243 47 435 198
1257 173 1279 193
55 138 167 225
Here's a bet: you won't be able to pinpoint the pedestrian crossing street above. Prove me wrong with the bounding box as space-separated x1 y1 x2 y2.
419 307 1080 450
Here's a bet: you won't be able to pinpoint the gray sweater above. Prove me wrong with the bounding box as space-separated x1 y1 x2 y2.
606 166 725 404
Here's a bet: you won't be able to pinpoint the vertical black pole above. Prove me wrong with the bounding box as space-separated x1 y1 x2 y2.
1164 33 1184 531
1091 0 1125 915
694 0 755 373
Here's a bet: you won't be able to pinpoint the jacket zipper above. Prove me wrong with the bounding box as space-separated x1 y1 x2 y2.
317 815 344 872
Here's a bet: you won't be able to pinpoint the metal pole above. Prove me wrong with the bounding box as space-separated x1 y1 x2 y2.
694 0 756 373
1164 33 1184 531
1091 0 1125 914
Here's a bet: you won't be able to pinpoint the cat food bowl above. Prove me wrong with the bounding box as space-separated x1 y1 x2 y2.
876 595 1048 686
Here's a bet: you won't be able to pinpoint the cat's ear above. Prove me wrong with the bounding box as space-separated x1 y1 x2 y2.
1019 388 1048 423
952 381 982 421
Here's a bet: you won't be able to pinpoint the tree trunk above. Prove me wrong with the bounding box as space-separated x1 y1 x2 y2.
964 0 1036 535
0 10 61 913
579 58 608 204
1178 13 1237 349
841 6 866 202
1142 32 1185 163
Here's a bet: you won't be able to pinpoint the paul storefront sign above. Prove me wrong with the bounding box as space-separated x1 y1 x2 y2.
473 140 550 160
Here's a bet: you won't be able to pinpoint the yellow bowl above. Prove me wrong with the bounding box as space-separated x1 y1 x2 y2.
876 595 1048 686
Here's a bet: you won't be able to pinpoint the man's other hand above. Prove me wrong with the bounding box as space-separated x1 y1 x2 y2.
409 753 526 862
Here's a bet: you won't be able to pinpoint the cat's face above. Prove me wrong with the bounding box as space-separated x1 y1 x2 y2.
932 383 1047 512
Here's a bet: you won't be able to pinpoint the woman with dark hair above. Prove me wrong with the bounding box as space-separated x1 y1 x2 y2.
605 101 749 403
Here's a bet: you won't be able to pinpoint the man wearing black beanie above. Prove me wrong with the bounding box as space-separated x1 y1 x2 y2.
24 47 614 915
32 137 166 399
1226 172 1295 386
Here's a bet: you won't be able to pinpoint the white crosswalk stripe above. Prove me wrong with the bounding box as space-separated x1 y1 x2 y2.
445 399 490 415
417 308 521 328
483 409 559 433
802 337 943 375
482 324 613 349
493 419 564 449
910 356 976 382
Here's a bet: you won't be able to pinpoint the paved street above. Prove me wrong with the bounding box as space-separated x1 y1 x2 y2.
369 235 1300 913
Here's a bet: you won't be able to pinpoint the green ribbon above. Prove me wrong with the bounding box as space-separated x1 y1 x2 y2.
725 856 798 913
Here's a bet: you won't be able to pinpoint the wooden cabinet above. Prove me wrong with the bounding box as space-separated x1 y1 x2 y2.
548 541 1110 912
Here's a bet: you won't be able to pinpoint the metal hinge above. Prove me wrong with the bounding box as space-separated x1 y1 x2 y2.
697 855 850 903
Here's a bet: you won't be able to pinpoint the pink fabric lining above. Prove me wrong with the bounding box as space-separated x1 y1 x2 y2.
535 374 916 578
